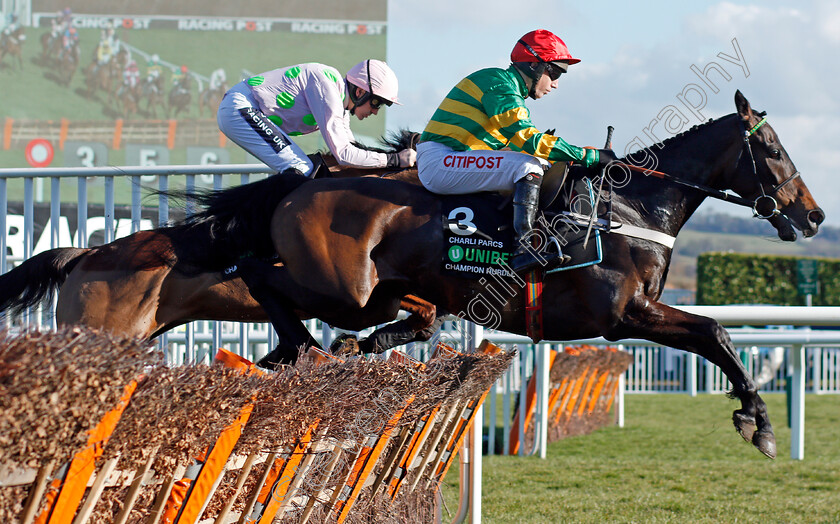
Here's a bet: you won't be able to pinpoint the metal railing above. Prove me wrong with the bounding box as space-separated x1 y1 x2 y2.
0 163 274 275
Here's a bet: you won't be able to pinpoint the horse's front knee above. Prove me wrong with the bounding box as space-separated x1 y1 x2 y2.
406 304 437 331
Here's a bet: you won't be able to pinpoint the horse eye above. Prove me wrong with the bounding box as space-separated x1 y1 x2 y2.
769 148 781 159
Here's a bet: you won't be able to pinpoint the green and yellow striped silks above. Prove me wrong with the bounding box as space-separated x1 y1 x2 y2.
420 66 596 167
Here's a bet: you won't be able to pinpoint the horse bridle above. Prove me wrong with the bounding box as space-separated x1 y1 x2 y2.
739 115 801 219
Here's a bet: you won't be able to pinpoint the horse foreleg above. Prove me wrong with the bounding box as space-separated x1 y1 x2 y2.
352 295 446 355
616 300 776 458
236 258 321 367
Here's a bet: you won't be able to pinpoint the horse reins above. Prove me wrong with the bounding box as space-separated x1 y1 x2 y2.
610 116 800 220
525 116 800 343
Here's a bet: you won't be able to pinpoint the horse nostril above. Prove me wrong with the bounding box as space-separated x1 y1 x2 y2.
809 208 825 226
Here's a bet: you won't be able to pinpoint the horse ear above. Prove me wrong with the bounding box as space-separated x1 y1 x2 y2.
734 90 752 122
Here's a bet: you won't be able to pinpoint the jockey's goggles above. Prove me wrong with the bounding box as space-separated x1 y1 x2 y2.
545 62 567 81
369 95 393 109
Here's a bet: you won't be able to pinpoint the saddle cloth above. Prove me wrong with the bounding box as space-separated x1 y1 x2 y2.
440 178 602 279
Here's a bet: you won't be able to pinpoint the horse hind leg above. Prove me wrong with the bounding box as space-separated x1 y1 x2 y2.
235 258 321 368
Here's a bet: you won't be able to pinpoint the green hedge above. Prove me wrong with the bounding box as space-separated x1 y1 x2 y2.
696 253 840 305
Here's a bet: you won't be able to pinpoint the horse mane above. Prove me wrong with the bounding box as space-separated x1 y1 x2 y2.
378 129 420 152
626 115 736 160
624 108 762 162
148 174 310 272
322 128 419 157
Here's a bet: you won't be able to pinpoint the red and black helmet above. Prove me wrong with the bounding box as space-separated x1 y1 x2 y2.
511 29 579 65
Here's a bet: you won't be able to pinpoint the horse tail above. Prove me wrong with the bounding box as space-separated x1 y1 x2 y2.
0 247 89 316
165 174 310 269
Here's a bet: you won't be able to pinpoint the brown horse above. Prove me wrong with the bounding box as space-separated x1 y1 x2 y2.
117 81 141 118
198 83 227 116
0 93 824 458
141 74 165 117
83 47 127 102
83 59 116 100
168 75 192 118
57 41 80 86
0 131 420 341
0 26 25 70
39 30 61 63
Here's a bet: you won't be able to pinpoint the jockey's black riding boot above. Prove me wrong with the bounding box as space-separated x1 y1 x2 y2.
510 173 568 273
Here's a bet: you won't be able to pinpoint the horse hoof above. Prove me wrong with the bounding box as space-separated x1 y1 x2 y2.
329 334 360 357
732 411 756 443
753 430 777 459
255 355 281 370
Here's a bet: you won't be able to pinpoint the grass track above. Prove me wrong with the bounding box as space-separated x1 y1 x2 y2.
441 393 840 523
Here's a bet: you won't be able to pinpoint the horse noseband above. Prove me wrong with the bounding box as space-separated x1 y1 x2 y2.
752 194 779 219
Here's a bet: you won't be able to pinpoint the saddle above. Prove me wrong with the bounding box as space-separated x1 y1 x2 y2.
539 160 569 209
308 153 331 179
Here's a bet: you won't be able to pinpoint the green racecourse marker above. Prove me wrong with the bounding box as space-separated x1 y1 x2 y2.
796 258 819 296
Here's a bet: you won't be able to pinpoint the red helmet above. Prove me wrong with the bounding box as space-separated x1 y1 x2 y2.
511 30 579 65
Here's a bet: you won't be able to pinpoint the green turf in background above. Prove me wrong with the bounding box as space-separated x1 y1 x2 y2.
440 393 840 523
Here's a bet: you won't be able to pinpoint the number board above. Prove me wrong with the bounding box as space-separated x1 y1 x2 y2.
125 144 170 167
186 146 230 166
64 141 109 167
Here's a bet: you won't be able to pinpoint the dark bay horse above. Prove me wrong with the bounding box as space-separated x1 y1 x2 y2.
0 132 420 341
0 93 823 457
168 91 824 458
117 81 141 118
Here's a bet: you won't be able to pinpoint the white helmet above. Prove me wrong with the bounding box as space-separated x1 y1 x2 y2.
345 59 400 106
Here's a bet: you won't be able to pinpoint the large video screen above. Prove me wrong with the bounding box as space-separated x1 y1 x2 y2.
1 0 388 168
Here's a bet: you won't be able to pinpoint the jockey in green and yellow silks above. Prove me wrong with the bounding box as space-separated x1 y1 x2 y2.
417 29 617 272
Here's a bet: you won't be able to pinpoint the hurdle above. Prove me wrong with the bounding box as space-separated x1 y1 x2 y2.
0 328 512 523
